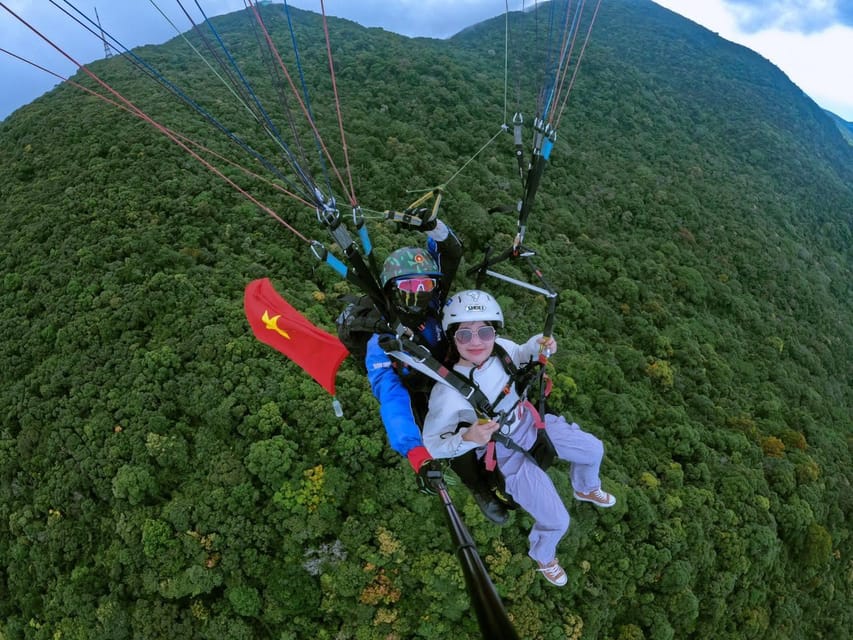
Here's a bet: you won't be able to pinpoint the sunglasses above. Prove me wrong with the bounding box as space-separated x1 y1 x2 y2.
395 277 437 293
454 326 496 345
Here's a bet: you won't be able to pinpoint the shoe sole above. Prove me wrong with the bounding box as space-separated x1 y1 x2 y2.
574 493 616 508
542 576 567 586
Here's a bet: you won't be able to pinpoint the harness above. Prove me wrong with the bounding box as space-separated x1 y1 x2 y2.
379 335 557 478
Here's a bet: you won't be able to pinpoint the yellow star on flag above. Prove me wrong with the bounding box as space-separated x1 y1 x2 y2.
262 310 291 339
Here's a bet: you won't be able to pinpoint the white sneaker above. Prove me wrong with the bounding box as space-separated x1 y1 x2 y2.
574 487 616 508
537 559 568 587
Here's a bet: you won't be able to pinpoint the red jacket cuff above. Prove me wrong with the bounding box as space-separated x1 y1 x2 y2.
406 445 432 472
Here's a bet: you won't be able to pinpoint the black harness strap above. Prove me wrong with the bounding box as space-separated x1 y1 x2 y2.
491 431 531 457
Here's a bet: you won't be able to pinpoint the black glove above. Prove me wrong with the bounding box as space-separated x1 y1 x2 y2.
416 459 444 495
387 207 438 231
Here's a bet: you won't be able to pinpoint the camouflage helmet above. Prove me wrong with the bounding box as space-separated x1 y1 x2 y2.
379 247 441 288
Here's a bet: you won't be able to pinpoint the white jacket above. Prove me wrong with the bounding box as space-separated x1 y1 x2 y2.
422 335 544 459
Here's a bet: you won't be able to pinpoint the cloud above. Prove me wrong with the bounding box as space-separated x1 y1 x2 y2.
746 23 853 114
726 0 853 34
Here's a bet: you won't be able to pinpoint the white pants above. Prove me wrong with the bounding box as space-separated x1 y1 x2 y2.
495 413 605 564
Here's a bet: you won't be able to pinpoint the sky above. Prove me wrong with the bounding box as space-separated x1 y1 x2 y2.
1 0 852 122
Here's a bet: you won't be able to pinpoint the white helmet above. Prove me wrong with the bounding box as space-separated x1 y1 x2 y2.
442 289 504 331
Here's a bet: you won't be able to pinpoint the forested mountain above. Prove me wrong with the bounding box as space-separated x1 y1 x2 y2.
826 110 853 144
1 1 850 638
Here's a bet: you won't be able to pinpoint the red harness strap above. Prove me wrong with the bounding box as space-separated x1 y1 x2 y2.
523 399 545 430
485 441 497 471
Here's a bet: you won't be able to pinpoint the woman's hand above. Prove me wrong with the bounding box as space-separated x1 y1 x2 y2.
462 419 500 445
538 335 557 354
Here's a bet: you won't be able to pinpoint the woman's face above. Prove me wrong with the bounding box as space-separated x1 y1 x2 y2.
453 321 496 367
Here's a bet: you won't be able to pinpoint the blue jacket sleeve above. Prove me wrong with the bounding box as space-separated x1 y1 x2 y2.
365 334 424 457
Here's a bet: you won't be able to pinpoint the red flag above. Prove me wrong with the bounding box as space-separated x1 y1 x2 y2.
244 278 349 395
